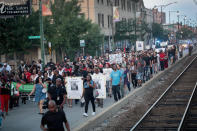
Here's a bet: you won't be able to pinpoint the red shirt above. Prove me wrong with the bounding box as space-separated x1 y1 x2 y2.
159 53 166 61
64 68 72 73
25 72 31 83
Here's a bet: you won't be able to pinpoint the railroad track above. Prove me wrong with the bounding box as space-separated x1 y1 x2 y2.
131 55 197 131
178 82 197 130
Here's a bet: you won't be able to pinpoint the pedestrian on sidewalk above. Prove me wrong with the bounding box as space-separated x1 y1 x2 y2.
40 100 70 131
82 75 96 117
110 64 122 102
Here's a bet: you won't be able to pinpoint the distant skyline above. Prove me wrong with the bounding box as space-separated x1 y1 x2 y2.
144 0 197 25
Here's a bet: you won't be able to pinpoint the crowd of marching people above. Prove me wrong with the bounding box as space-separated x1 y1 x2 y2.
0 44 193 129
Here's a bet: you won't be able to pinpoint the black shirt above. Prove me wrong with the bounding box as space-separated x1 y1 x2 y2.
48 86 67 105
0 83 10 95
41 110 67 131
143 56 150 66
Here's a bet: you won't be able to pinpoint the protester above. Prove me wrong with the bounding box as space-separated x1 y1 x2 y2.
29 77 47 114
0 77 10 115
159 50 166 71
110 64 121 102
82 75 96 117
40 100 70 131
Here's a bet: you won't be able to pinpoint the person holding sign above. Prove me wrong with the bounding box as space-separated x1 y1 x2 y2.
29 77 47 115
110 64 122 102
82 75 96 117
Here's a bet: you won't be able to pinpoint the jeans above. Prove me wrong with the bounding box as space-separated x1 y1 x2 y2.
112 85 121 101
120 83 125 98
160 61 165 71
131 73 137 88
144 66 150 81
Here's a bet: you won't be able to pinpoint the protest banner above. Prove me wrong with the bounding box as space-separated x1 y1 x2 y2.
136 41 144 51
91 74 106 99
11 82 34 92
66 77 83 99
109 53 122 64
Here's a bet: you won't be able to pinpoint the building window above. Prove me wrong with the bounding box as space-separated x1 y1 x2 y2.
121 0 125 10
108 15 112 28
127 0 131 12
98 13 101 26
107 0 110 6
98 13 104 27
101 0 103 4
115 0 119 6
102 14 104 27
122 18 126 21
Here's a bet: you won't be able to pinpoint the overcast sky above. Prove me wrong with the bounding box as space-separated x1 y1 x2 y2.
144 0 197 25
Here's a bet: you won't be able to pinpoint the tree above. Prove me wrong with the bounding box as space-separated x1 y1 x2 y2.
152 23 169 41
44 0 103 60
152 23 163 41
176 27 195 40
81 24 104 56
0 11 40 58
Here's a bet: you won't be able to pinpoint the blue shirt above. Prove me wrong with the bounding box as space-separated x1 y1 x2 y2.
84 80 94 88
110 70 122 86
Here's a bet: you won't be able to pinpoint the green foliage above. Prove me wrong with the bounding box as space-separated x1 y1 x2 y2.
44 0 103 60
176 27 195 40
115 19 151 42
81 24 104 56
0 11 40 55
152 23 169 41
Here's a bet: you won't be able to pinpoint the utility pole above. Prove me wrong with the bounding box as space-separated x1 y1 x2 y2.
177 14 180 30
87 0 89 19
160 6 163 24
39 0 45 69
134 2 137 51
110 0 115 51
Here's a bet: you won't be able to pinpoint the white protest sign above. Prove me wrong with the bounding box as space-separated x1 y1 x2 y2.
103 68 113 81
91 74 106 99
136 41 144 51
66 77 83 99
109 53 122 64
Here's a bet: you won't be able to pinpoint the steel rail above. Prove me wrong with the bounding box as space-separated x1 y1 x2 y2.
130 55 197 131
177 82 197 131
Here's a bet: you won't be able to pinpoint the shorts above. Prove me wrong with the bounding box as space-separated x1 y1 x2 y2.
136 73 143 80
